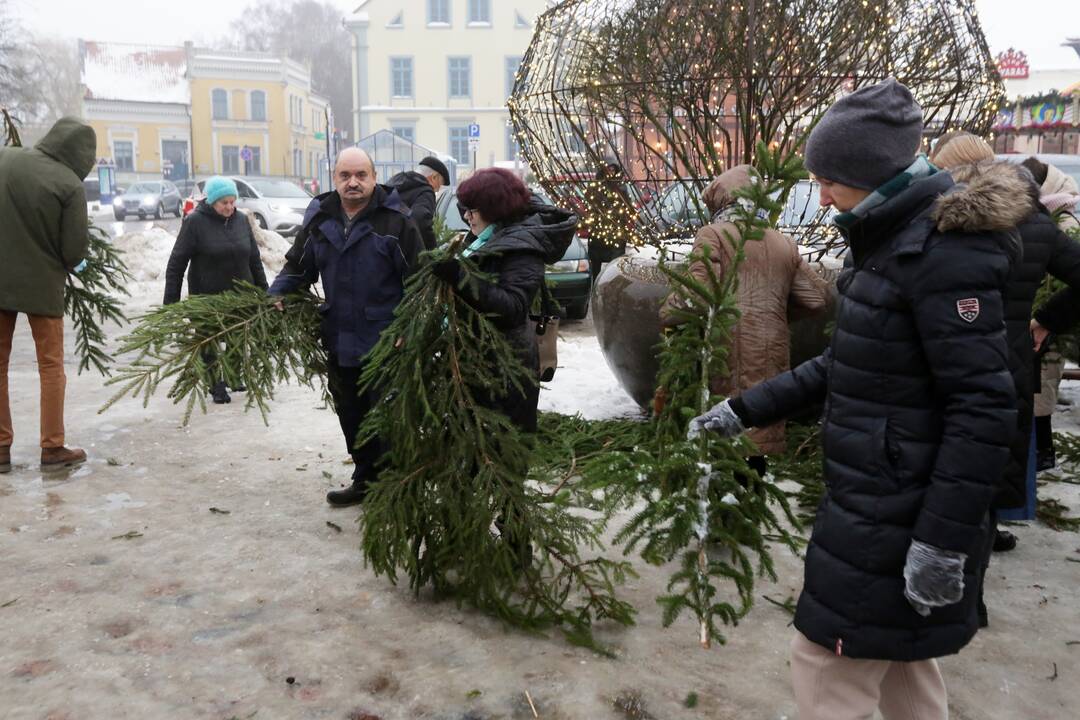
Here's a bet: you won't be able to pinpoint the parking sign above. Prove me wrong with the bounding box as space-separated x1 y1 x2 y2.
468 123 481 139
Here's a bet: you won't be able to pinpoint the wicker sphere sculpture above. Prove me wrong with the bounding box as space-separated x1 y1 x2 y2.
508 0 1004 254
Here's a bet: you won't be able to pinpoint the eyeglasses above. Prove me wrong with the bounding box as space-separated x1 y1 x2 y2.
457 202 475 222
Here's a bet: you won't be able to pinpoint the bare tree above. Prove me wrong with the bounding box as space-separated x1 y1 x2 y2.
221 0 352 132
0 0 35 120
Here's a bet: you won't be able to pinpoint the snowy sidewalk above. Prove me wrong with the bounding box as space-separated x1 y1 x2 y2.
0 229 1077 719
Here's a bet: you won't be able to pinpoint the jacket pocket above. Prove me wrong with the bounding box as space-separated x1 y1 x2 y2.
873 417 903 487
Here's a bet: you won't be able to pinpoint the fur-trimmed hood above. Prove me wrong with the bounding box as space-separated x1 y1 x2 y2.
933 161 1038 234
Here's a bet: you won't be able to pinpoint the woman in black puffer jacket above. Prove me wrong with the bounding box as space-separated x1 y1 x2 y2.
163 176 269 404
431 168 576 432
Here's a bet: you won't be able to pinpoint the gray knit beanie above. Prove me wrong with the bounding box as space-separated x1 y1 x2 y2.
804 79 924 191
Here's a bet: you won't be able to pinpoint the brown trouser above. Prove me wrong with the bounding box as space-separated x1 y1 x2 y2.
790 632 948 720
0 311 66 449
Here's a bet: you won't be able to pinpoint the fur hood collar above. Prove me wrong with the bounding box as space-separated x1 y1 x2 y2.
932 161 1037 234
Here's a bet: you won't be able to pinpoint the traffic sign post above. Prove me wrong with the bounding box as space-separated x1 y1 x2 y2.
468 123 480 169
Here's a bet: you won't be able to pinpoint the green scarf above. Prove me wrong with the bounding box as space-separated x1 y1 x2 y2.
834 155 938 230
462 224 497 257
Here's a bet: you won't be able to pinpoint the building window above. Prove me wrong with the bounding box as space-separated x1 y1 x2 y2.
506 124 521 161
392 126 415 143
212 89 229 120
515 11 531 28
250 91 266 122
391 57 413 98
427 0 450 24
467 0 491 24
448 57 471 98
293 149 303 177
449 126 470 165
222 145 240 174
505 56 523 98
113 140 134 171
243 146 261 175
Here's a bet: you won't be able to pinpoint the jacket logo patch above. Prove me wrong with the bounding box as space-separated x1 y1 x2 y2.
956 298 980 323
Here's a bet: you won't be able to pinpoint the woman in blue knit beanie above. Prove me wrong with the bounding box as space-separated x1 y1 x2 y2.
163 176 269 404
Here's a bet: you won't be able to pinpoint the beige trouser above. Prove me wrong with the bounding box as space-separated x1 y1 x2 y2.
0 311 67 449
790 632 948 720
1034 351 1065 418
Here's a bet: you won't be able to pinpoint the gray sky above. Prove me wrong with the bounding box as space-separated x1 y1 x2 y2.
11 0 1080 70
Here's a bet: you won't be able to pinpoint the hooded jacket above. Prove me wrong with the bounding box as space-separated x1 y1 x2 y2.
387 171 438 251
0 117 96 317
163 202 268 304
269 185 424 366
660 166 829 455
946 162 1080 509
730 170 1018 661
459 203 576 431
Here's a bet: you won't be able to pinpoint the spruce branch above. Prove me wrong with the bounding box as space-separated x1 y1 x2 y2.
356 249 636 653
575 141 806 648
100 285 327 424
64 222 133 376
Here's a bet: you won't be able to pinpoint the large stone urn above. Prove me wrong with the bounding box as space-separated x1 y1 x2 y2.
592 253 838 408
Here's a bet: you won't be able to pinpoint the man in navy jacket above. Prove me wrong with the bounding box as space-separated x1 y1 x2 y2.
271 147 424 506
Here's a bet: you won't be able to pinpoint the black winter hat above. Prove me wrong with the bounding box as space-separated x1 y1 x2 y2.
419 156 451 186
804 78 924 191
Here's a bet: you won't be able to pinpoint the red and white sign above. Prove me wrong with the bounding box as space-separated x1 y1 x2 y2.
996 49 1030 80
956 298 981 323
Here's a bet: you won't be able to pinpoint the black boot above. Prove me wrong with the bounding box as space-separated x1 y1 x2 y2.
211 381 231 404
993 528 1018 552
1035 415 1055 471
326 482 368 507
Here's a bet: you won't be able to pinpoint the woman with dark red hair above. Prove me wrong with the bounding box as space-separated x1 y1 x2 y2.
432 168 577 431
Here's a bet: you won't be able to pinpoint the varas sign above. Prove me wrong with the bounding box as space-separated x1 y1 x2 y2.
996 48 1029 80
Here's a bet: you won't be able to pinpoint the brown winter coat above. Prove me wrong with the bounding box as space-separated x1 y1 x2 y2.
661 215 828 454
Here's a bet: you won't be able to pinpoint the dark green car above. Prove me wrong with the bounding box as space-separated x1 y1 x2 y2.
434 188 593 320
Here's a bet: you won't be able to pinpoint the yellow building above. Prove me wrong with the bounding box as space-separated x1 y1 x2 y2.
345 0 551 172
80 40 192 183
188 46 330 183
80 40 330 185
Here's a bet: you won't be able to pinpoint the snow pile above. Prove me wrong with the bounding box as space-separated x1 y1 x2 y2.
539 333 642 420
240 210 291 274
111 226 176 284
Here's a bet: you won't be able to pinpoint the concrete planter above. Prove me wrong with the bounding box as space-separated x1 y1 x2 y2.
592 253 838 408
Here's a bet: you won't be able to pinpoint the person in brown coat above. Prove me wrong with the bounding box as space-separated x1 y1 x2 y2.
661 165 828 475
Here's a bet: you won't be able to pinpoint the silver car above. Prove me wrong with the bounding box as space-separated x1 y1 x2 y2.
194 177 313 236
113 180 183 220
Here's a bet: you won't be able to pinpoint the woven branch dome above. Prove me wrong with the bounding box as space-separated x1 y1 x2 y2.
509 0 1004 251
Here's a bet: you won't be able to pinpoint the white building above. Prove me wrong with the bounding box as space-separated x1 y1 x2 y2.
345 0 551 174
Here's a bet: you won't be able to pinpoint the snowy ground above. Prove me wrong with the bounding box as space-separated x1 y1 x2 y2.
0 228 1078 719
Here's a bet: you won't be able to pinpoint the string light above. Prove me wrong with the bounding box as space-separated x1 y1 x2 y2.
510 0 1001 254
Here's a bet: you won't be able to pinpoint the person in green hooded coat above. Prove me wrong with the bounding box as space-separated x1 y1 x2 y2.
0 116 96 473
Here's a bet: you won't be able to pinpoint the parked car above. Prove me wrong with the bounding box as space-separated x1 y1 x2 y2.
434 189 593 320
997 153 1080 212
646 177 833 238
113 181 183 220
183 177 312 236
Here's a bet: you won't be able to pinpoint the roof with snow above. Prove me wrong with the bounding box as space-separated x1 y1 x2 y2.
81 41 190 105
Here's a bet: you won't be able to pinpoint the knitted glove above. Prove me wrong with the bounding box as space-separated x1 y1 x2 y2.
902 539 967 617
687 399 745 440
432 258 462 285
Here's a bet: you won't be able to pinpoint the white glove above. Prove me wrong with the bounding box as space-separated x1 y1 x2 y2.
687 399 745 440
903 539 967 617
